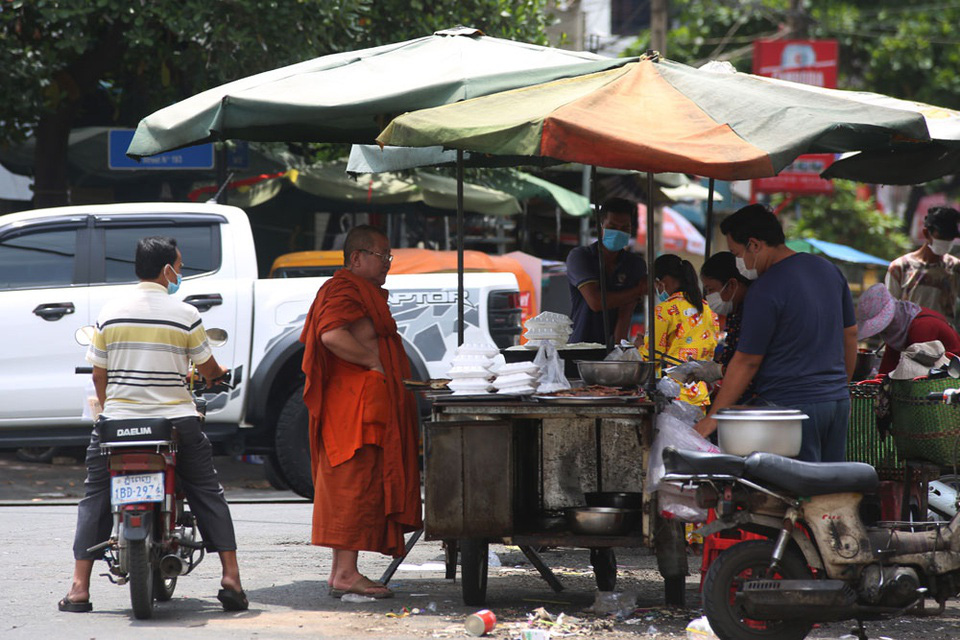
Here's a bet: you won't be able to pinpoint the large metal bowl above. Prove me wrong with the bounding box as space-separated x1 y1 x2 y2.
565 506 641 536
576 360 655 387
715 407 807 457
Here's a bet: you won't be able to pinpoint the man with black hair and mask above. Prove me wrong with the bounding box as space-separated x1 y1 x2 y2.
886 206 960 331
693 204 857 463
566 197 648 345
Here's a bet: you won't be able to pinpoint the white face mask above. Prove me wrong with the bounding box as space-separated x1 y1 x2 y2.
705 282 735 315
930 238 953 256
736 254 758 281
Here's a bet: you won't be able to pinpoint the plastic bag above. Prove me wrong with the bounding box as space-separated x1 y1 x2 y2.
647 401 718 521
665 360 724 384
604 340 642 362
657 376 682 399
534 342 570 393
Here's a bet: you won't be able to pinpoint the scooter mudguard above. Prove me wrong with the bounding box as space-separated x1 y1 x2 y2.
122 509 154 542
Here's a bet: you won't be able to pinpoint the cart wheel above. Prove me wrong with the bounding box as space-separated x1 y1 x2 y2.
459 538 488 606
444 539 458 580
590 548 617 591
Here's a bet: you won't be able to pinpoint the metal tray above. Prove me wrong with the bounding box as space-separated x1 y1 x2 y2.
434 393 514 402
532 394 643 404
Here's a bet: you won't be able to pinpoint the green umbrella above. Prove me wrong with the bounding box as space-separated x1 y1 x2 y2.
126 27 633 158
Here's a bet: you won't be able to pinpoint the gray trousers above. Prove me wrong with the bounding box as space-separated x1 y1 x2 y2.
72 416 237 560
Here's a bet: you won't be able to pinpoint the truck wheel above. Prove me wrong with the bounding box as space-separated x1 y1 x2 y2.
128 537 155 620
275 386 314 500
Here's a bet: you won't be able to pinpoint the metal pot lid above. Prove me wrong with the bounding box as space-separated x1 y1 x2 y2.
715 407 808 418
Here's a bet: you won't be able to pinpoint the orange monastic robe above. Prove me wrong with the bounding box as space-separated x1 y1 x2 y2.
299 269 422 557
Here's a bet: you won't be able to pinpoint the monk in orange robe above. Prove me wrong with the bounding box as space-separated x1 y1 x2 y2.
299 225 422 599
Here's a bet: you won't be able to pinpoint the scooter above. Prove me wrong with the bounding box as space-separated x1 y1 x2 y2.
662 390 960 640
76 328 231 619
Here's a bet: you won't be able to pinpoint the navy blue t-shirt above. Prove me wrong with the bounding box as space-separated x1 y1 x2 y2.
736 252 855 405
566 242 647 344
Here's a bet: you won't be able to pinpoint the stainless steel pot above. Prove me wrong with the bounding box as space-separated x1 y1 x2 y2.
575 360 656 387
852 350 881 382
565 506 641 535
714 407 807 457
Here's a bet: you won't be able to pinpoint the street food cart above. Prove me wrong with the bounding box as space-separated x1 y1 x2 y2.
423 393 689 606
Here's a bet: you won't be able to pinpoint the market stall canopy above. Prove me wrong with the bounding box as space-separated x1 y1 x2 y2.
708 65 960 185
786 238 890 267
126 27 634 158
346 144 560 173
377 56 931 180
188 163 521 215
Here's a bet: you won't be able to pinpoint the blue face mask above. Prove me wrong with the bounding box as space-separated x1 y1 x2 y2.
602 228 630 252
166 268 182 295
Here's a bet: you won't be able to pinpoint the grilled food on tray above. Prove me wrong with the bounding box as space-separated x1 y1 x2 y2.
543 385 639 397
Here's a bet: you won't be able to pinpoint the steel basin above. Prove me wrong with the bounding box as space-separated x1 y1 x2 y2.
576 360 655 387
715 407 807 457
565 506 641 536
583 491 644 509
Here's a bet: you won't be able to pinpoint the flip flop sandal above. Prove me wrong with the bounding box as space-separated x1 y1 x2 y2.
217 588 249 611
330 577 394 599
58 596 93 613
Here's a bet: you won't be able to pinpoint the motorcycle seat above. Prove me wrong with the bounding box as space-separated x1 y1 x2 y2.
744 452 879 496
663 447 746 476
98 417 174 446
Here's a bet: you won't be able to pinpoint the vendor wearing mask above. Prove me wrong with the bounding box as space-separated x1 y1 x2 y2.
642 254 718 407
886 206 960 331
857 283 960 376
566 197 648 345
694 204 857 463
699 251 751 369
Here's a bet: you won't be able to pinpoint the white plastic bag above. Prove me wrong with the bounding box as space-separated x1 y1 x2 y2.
647 401 718 521
534 342 570 393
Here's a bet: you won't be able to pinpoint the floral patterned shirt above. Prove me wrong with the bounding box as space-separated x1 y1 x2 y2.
643 292 719 406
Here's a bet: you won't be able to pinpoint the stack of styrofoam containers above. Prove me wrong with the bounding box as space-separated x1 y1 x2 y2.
445 343 499 395
523 311 573 348
492 361 540 396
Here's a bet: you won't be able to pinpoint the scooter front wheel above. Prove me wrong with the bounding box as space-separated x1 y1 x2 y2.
128 538 155 619
703 539 813 640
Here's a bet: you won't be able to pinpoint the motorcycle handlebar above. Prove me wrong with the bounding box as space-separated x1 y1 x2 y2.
927 390 960 403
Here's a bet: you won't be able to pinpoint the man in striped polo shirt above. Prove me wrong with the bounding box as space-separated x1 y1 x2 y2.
60 236 247 613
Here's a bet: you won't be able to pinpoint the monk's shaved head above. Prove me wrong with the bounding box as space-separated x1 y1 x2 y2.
343 225 387 263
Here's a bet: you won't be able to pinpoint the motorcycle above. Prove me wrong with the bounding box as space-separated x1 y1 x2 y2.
76 327 231 619
662 391 960 640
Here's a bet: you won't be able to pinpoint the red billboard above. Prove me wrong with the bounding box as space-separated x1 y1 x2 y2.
752 40 838 195
752 39 838 89
752 154 836 195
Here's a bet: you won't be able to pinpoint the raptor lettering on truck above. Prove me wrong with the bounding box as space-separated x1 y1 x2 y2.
390 290 471 306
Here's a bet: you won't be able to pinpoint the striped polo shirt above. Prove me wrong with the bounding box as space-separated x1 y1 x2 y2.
86 282 212 419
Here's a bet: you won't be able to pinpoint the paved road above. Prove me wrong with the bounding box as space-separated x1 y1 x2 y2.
3 455 960 639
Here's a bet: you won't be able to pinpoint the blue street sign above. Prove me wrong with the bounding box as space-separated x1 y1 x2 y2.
109 129 214 170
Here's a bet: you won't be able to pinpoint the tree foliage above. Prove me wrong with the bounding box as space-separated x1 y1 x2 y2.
781 181 913 260
0 0 551 205
624 0 960 109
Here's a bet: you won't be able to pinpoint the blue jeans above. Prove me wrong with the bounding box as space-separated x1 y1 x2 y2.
783 398 851 463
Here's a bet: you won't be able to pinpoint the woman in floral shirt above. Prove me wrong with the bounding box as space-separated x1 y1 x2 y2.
641 254 719 407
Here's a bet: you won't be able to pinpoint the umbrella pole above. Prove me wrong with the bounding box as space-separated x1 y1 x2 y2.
705 178 716 257
646 172 656 364
591 166 611 350
457 150 465 347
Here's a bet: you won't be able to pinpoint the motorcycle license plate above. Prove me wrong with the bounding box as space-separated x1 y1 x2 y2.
111 473 164 505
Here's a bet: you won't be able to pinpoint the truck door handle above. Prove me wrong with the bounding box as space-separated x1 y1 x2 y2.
33 302 75 321
184 294 223 312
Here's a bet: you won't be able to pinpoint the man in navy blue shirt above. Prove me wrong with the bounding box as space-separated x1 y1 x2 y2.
695 204 857 462
566 198 648 345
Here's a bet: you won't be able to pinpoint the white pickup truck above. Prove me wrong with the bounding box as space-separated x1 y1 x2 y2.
0 202 522 496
